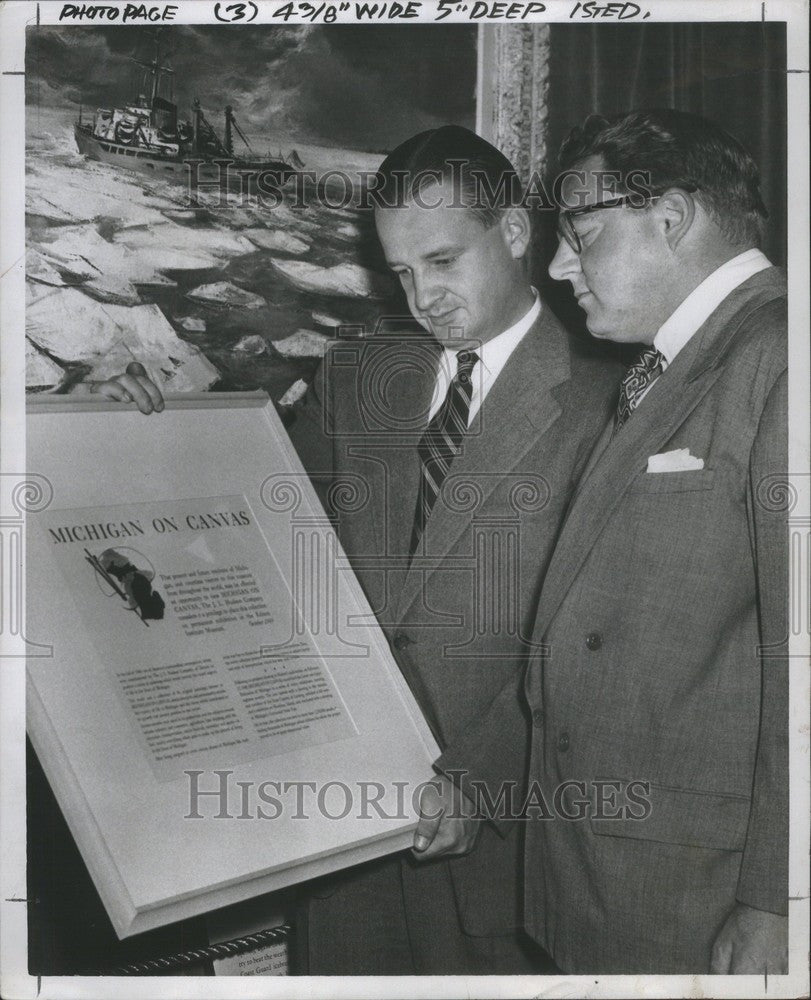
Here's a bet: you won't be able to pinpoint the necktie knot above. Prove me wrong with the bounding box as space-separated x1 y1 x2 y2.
455 350 479 385
616 346 665 429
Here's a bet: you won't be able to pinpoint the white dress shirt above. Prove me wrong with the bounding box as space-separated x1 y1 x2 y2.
427 289 541 424
638 248 772 404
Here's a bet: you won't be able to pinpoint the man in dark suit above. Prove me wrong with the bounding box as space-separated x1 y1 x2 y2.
94 125 623 974
434 110 789 974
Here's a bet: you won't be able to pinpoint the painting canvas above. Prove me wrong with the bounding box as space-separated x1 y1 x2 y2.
24 24 477 401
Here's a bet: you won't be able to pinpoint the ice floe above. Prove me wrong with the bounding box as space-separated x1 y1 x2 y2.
26 159 168 227
162 208 210 223
25 285 218 392
26 338 65 391
25 191 79 224
114 221 256 260
176 316 207 332
186 281 266 309
211 207 265 229
269 259 391 299
77 334 218 393
278 378 309 406
232 334 268 354
34 219 218 279
335 222 362 240
27 285 131 359
29 224 179 305
310 311 345 328
141 245 221 272
26 249 73 288
242 228 311 255
273 329 331 358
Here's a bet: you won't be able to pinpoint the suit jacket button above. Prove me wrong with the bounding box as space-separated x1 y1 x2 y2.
586 631 603 651
392 632 410 651
532 708 544 727
557 731 570 752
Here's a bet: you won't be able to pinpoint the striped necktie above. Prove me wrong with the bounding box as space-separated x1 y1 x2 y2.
615 346 666 430
410 349 480 556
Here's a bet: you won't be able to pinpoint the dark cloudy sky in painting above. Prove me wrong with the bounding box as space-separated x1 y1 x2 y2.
25 25 477 152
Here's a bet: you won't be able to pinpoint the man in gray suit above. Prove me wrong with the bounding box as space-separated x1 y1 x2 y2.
279 126 624 975
95 126 623 973
434 109 789 974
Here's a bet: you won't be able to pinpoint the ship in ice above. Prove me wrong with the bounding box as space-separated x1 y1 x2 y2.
73 35 303 190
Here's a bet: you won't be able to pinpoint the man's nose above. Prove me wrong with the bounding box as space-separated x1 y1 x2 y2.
412 270 443 314
548 238 581 283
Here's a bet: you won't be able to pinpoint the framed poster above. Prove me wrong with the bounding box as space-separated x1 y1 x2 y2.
26 393 439 938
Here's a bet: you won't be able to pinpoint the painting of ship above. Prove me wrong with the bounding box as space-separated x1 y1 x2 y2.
73 33 303 191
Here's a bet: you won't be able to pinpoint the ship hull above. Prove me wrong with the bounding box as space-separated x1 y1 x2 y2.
74 124 297 192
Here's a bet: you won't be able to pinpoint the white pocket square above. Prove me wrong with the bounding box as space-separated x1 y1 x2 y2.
646 448 705 473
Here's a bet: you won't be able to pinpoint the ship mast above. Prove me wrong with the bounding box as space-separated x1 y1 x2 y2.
133 29 174 122
224 105 233 155
151 34 160 106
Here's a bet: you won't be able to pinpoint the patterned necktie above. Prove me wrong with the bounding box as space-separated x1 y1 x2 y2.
615 346 666 429
410 350 480 556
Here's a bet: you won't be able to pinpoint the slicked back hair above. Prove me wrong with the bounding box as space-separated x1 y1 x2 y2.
375 125 523 229
558 109 767 248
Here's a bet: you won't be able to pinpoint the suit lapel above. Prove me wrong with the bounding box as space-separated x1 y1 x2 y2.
576 412 615 487
532 267 787 640
351 334 439 568
396 309 572 619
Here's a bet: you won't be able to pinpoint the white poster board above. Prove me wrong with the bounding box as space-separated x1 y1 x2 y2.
26 393 439 939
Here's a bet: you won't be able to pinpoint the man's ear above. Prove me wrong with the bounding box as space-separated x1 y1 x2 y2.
501 207 532 259
656 188 697 251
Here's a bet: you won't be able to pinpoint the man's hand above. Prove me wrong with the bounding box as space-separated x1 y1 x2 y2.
412 774 480 860
710 901 787 974
90 362 165 414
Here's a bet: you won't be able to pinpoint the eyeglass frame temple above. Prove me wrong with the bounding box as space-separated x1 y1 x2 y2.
556 186 699 254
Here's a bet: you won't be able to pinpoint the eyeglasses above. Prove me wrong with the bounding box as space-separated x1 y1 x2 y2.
557 194 661 255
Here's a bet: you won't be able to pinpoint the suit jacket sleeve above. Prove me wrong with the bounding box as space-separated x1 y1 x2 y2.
737 370 789 915
283 354 336 509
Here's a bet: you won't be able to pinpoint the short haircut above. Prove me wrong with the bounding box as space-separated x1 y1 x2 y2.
558 109 767 247
375 125 522 228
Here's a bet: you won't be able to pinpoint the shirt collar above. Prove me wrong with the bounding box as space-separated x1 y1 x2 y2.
440 288 541 375
654 248 772 365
